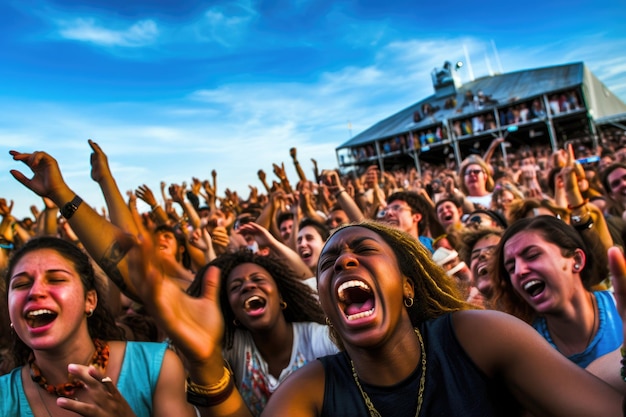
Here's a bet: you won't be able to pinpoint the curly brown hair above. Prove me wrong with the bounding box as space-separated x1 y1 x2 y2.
4 237 125 365
186 249 325 350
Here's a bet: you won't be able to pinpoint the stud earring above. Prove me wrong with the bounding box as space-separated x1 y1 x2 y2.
574 264 580 270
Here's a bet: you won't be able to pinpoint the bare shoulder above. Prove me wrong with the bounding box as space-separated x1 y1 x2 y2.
262 360 325 417
450 310 553 377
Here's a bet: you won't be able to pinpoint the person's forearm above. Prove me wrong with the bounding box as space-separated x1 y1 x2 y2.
97 173 137 234
42 207 59 236
334 189 364 223
50 185 140 301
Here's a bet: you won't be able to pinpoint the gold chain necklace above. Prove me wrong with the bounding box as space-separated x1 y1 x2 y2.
350 328 426 417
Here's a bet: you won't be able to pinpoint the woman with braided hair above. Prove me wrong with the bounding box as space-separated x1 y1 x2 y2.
127 220 626 416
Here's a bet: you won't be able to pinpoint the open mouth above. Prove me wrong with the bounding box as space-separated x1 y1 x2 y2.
26 309 57 328
337 280 375 321
523 279 545 297
300 249 312 260
243 295 266 314
477 265 488 277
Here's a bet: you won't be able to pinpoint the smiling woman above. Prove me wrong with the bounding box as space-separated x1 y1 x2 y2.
0 236 197 417
185 249 338 416
491 216 623 368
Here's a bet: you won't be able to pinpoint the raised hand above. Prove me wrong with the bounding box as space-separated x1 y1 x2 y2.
135 184 158 208
125 229 226 378
9 150 69 201
257 169 271 193
88 139 112 184
0 198 14 217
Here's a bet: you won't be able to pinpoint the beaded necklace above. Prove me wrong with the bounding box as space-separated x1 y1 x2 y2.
350 328 426 417
29 339 109 397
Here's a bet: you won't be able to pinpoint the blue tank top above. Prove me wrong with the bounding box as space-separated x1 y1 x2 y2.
533 290 623 368
0 341 167 417
318 313 522 417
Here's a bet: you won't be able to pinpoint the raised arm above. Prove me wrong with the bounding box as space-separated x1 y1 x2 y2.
237 221 313 279
320 169 364 223
89 139 139 236
10 148 141 301
125 228 254 417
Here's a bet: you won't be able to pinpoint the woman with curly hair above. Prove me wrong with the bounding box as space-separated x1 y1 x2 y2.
186 249 338 416
1 236 196 417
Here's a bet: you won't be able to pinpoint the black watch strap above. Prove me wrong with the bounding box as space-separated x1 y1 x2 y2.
60 195 83 219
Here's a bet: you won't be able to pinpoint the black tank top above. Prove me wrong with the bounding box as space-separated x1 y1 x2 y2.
318 313 523 417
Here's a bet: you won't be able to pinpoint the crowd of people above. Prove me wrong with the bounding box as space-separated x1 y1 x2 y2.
2 131 626 416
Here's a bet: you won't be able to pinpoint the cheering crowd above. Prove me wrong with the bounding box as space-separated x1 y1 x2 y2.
2 131 626 416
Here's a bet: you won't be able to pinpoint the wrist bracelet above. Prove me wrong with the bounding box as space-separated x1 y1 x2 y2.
567 198 589 210
572 217 594 231
186 378 235 407
151 204 161 211
186 366 235 407
334 189 347 198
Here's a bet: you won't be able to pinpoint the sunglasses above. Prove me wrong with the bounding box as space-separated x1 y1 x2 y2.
465 169 485 176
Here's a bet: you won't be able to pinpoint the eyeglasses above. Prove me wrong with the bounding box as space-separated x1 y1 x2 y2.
464 215 493 229
234 216 254 230
378 204 412 217
465 169 485 177
470 245 497 261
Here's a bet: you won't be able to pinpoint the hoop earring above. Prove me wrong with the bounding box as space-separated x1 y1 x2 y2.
280 300 287 310
404 297 414 308
325 317 333 327
86 308 94 318
233 318 241 327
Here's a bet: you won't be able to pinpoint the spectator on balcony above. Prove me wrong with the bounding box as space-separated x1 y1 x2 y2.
459 155 495 210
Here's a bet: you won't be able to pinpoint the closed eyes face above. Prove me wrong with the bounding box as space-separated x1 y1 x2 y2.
502 231 577 305
8 249 96 347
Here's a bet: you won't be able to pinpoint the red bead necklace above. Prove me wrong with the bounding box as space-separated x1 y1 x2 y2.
29 339 110 397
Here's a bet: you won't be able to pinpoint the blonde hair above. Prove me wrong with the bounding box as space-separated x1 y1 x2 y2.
459 155 495 194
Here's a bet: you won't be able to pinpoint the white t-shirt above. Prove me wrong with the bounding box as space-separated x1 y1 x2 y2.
224 322 338 416
466 193 492 210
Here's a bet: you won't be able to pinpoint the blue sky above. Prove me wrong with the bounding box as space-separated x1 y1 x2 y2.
2 0 625 219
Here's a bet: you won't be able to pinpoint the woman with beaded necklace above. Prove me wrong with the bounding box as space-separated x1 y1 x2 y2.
127 220 625 416
0 237 196 417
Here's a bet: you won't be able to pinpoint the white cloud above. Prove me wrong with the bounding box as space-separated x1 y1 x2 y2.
57 18 159 47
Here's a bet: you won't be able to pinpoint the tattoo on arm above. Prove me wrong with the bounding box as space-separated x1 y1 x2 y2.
99 241 129 293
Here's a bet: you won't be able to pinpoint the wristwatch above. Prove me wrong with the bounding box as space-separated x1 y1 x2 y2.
570 208 591 225
60 195 83 219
